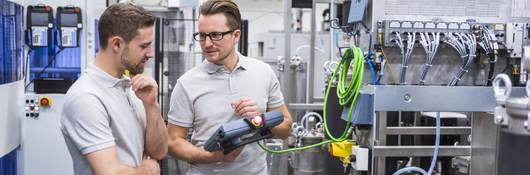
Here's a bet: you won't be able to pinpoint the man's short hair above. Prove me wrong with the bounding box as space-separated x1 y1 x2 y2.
98 3 155 49
199 0 241 30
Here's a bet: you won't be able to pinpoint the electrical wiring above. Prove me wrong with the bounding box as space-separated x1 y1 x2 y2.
477 25 499 85
258 139 333 154
378 31 398 84
445 32 477 86
23 49 33 86
25 48 65 89
258 46 364 154
329 18 356 34
324 46 364 141
365 31 384 85
366 32 378 84
375 56 383 85
418 32 441 85
367 59 377 84
335 46 364 107
444 33 467 56
394 32 416 84
450 33 477 86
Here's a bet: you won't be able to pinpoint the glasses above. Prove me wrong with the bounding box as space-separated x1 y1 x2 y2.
193 30 234 41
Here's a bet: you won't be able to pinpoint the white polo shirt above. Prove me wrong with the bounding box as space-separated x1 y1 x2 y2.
168 53 284 175
61 63 147 175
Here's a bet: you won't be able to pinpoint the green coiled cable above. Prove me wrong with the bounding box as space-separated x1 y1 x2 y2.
258 46 365 153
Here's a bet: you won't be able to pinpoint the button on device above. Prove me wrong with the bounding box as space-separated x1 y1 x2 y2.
250 116 263 127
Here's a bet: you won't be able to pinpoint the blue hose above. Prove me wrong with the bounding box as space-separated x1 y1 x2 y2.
375 55 384 85
427 111 441 174
392 112 440 175
392 166 428 175
367 60 376 84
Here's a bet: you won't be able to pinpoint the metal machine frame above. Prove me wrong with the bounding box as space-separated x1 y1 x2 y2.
369 85 526 175
275 0 530 174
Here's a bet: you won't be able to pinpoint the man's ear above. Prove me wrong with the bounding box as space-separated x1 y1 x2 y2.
233 29 241 44
109 36 124 52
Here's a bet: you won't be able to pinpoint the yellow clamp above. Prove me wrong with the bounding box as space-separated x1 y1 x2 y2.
328 140 355 165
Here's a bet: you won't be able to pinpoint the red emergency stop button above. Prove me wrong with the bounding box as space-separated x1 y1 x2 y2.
40 97 52 107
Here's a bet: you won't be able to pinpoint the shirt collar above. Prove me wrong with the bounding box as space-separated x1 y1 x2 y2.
205 52 248 74
86 63 131 89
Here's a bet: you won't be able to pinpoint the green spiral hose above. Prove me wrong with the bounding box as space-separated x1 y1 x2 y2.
258 46 365 153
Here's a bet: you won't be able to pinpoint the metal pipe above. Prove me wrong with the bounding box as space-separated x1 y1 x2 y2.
384 126 471 135
330 0 335 61
307 0 317 103
288 102 324 110
372 145 471 157
279 2 292 175
283 0 294 105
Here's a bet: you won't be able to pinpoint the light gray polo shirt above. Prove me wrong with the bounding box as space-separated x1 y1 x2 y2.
168 53 284 175
60 63 147 175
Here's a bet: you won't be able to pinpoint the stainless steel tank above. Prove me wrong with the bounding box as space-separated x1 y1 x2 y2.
292 134 325 175
493 74 530 175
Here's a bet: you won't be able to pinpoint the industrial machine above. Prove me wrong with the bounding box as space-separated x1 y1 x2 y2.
254 0 530 175
16 1 105 175
25 3 82 94
19 94 74 175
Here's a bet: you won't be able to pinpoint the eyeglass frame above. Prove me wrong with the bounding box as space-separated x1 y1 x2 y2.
193 30 235 41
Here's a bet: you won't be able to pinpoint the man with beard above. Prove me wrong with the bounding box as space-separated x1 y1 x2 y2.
167 0 292 174
60 3 167 175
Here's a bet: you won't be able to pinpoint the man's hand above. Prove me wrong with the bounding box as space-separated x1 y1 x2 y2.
231 98 262 117
131 75 158 105
199 146 245 163
139 159 160 175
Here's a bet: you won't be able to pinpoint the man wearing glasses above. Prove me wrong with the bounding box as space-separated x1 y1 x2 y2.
166 0 292 174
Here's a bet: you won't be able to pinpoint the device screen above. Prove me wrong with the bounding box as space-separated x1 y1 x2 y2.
30 12 49 26
60 13 78 27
